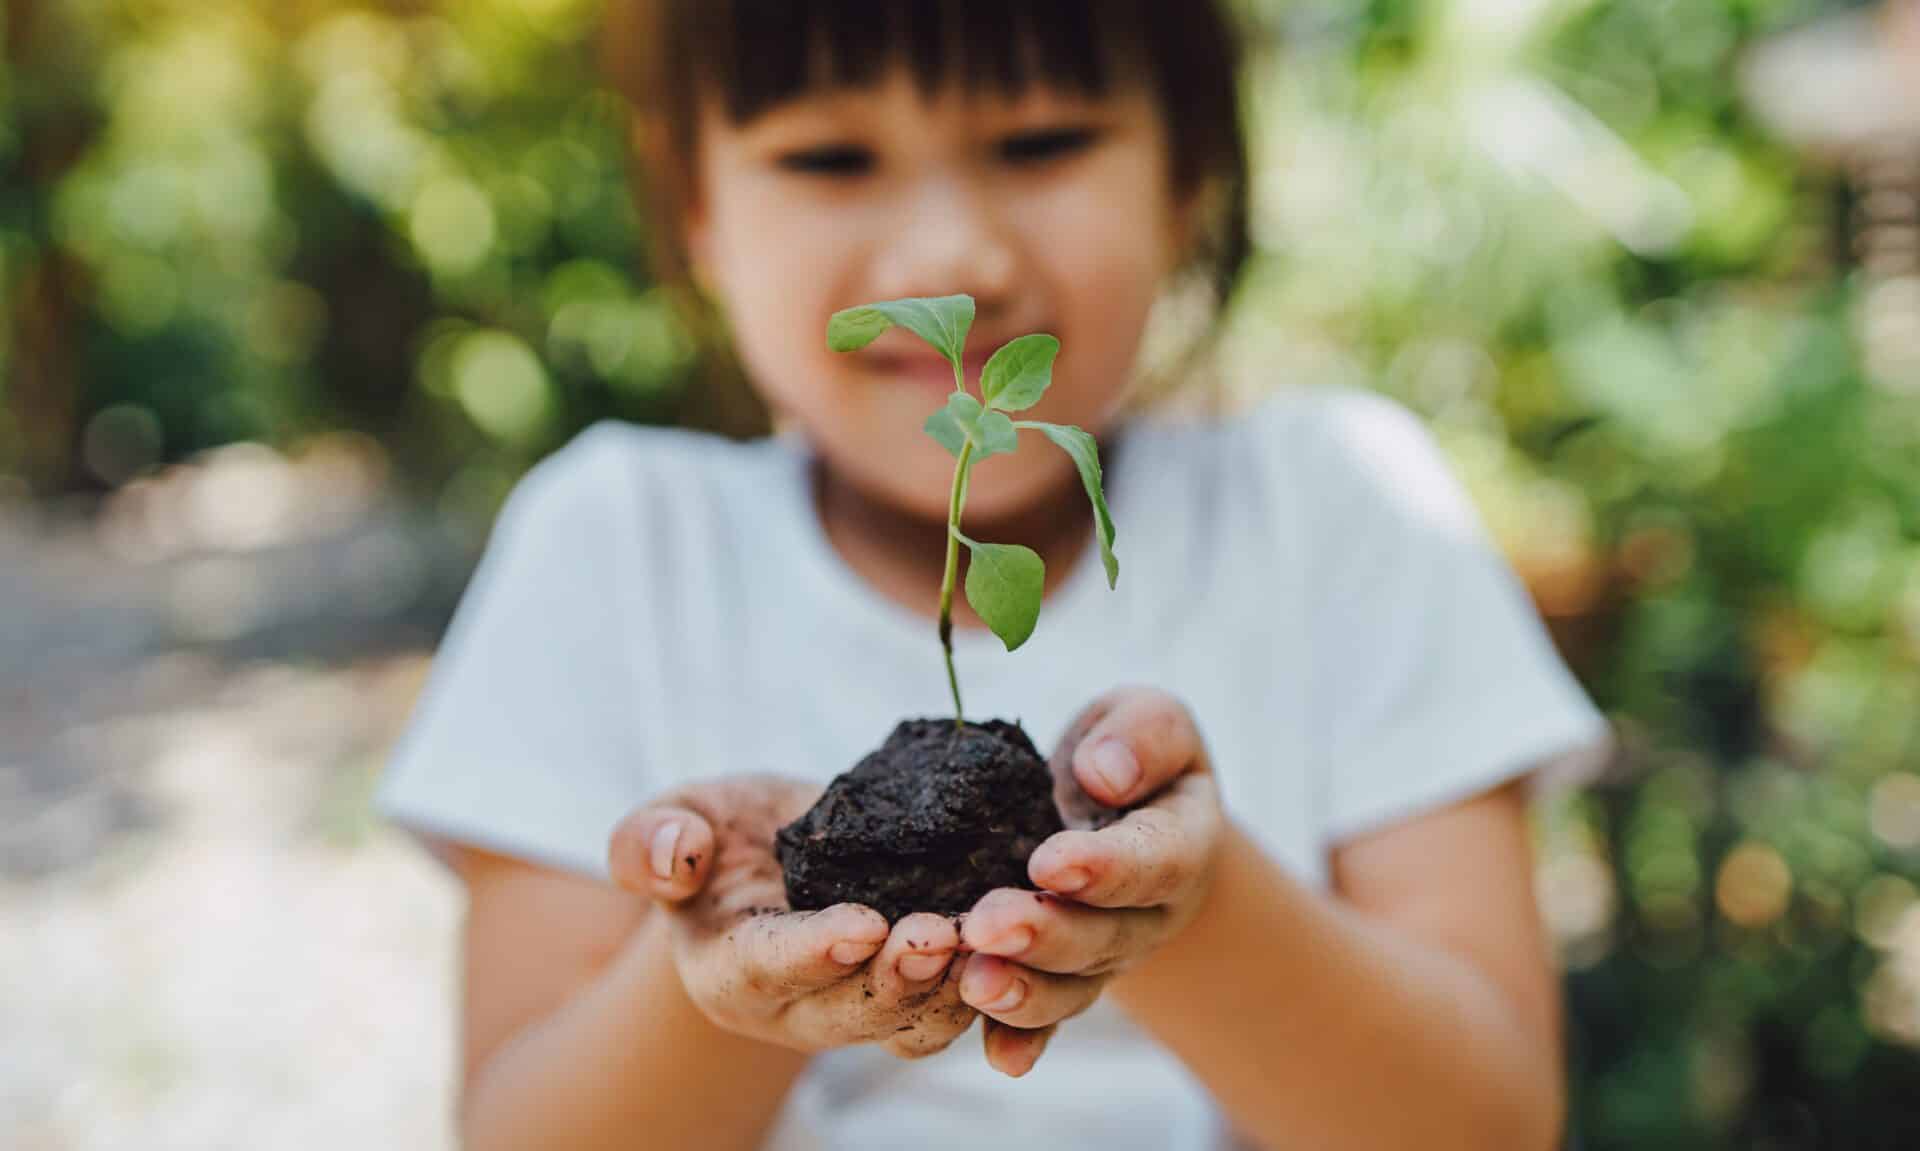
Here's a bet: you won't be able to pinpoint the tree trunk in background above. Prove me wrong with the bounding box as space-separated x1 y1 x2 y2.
1855 137 1920 392
5 0 95 494
8 259 83 493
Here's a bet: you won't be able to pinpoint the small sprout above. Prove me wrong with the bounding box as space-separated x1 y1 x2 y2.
826 294 1120 723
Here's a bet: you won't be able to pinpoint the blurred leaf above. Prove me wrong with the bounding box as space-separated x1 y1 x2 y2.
961 538 1044 650
980 333 1057 411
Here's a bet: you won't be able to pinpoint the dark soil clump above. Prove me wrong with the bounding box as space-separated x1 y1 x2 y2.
776 718 1063 922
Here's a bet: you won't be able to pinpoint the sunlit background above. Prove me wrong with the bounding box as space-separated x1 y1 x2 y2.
4 0 1919 1147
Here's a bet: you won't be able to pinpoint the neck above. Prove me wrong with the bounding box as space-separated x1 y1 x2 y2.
812 444 1117 630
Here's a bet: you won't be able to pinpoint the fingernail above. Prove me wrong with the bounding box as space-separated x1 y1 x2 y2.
830 940 877 966
898 952 950 982
1087 740 1140 799
986 926 1033 956
983 978 1026 1014
1003 1041 1041 1079
1049 869 1089 894
648 821 681 881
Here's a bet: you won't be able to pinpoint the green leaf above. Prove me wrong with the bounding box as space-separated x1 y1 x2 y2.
827 295 975 369
924 407 968 457
945 391 983 422
980 333 1058 411
826 307 893 352
1018 421 1118 588
961 539 1045 650
972 410 1017 458
924 392 982 458
926 392 1018 460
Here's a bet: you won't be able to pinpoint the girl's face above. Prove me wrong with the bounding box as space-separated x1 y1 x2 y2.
682 67 1193 524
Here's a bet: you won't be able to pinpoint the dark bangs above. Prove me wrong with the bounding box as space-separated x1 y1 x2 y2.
690 1 1139 121
608 0 1249 295
691 1 1239 199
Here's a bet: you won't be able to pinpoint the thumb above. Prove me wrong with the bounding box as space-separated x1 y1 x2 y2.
1060 687 1207 810
609 805 716 904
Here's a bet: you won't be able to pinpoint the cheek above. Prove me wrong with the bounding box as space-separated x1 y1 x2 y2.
703 176 856 409
1016 171 1176 422
702 176 962 515
1033 178 1170 295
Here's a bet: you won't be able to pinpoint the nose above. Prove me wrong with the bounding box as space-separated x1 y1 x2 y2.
869 175 1018 307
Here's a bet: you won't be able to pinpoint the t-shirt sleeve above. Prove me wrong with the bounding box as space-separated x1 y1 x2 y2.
377 427 647 880
1292 390 1611 843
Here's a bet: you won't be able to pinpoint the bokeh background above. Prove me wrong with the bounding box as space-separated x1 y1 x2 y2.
5 0 1920 1147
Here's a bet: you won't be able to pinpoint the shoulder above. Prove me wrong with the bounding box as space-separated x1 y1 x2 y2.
511 419 765 504
1236 384 1439 476
1235 386 1480 540
1107 386 1462 552
496 420 782 541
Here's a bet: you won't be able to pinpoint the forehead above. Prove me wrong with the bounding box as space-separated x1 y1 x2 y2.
681 0 1155 127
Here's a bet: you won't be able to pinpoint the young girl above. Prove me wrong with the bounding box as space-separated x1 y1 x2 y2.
379 2 1609 1148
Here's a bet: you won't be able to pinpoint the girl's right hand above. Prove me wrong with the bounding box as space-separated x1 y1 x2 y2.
609 777 978 1061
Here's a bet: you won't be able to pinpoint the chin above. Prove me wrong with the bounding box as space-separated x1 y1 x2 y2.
839 455 962 524
826 433 1071 527
948 465 1063 527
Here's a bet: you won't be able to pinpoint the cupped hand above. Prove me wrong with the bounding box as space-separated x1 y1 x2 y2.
961 687 1226 1076
609 776 976 1060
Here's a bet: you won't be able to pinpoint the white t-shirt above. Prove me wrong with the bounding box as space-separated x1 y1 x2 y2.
379 386 1608 1151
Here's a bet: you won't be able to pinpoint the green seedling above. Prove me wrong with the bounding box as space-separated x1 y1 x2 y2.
827 293 1118 724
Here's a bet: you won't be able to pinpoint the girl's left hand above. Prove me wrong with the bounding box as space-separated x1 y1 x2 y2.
959 687 1224 1077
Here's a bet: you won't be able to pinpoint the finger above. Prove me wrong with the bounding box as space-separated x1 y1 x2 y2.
983 1020 1054 1078
882 993 978 1061
721 903 889 998
1048 698 1121 829
961 888 1168 975
868 913 961 1004
1064 687 1209 809
1028 772 1222 909
958 954 1104 1030
878 977 977 1062
609 806 716 903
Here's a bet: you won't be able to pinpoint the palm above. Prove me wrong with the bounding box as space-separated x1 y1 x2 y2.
675 775 821 934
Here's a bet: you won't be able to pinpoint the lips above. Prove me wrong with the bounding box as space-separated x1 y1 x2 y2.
858 339 1018 393
863 352 984 392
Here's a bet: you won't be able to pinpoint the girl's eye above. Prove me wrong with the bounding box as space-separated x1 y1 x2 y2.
775 145 875 177
997 127 1099 166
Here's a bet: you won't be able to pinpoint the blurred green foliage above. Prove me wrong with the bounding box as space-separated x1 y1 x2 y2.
4 0 1919 1146
1221 0 1912 1145
1225 1 1920 1146
2 0 697 524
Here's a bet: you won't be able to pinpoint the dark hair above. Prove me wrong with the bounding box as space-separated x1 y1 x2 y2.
602 0 1250 429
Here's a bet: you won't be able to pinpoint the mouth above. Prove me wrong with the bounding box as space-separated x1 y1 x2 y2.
859 348 993 395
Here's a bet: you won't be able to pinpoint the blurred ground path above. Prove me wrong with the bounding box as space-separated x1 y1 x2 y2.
0 458 475 1150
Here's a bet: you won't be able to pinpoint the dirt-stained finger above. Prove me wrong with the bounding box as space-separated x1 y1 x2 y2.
1059 687 1209 810
958 954 1105 1030
879 986 978 1060
1029 773 1222 908
867 912 961 1006
982 1019 1055 1078
719 902 888 999
961 888 1168 975
609 806 716 903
